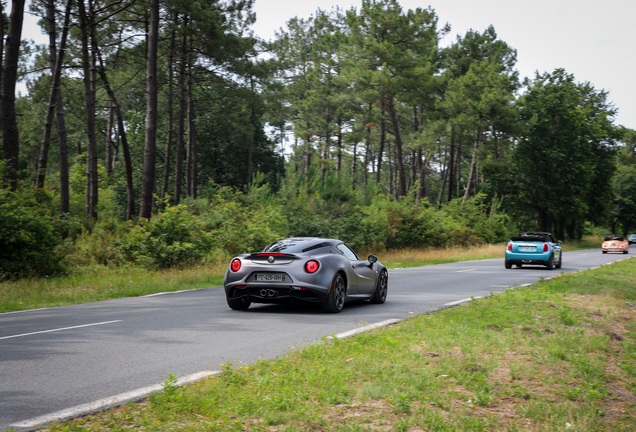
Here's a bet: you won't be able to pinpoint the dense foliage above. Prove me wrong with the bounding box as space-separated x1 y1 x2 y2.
0 0 634 278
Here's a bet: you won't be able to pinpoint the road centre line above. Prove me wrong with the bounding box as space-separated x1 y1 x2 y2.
456 269 476 273
0 320 122 341
10 371 219 431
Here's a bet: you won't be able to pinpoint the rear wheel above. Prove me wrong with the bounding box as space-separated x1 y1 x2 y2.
602 251 607 254
227 294 251 311
370 270 388 304
546 254 554 270
505 259 512 269
322 273 345 313
624 250 628 254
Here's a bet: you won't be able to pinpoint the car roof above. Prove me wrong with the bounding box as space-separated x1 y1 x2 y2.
261 238 342 253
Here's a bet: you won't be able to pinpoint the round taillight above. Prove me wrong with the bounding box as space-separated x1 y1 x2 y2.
305 260 319 273
507 243 512 251
230 258 241 272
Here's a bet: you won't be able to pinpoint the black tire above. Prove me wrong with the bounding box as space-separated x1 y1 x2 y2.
227 293 251 310
555 254 562 269
505 259 512 269
624 250 628 254
370 270 388 304
602 251 607 254
546 254 554 270
322 273 346 313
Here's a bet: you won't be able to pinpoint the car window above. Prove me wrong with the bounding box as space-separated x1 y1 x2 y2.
336 244 359 261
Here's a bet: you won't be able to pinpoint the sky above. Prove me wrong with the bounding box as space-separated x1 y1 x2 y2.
17 0 636 130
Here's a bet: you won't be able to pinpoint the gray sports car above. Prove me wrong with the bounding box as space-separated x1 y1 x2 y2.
224 237 388 313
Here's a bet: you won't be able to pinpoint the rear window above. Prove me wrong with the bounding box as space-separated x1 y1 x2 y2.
262 239 324 253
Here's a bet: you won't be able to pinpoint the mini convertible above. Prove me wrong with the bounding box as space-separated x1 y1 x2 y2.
505 231 562 270
224 237 388 313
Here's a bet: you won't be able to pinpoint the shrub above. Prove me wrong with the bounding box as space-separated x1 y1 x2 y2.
114 204 215 269
0 187 68 279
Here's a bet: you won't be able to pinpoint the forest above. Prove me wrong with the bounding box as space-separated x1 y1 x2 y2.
1 0 636 279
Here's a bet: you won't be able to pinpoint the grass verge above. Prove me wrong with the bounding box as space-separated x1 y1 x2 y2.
0 237 604 314
40 257 636 432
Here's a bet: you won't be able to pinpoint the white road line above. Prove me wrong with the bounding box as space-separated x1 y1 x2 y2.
456 269 476 273
0 320 122 341
444 297 481 307
489 285 510 288
327 319 401 340
142 288 207 297
10 371 219 430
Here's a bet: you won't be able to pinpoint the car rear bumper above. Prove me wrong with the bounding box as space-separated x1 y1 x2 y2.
505 252 551 264
225 283 327 304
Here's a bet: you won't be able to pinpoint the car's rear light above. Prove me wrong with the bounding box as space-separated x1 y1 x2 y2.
234 285 246 289
543 244 549 252
507 243 512 251
230 258 241 272
305 260 319 273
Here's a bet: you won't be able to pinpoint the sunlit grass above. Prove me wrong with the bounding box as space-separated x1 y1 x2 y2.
0 262 227 314
374 243 505 269
42 258 636 431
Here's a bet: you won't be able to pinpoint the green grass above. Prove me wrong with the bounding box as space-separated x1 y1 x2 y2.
37 257 636 431
0 265 225 314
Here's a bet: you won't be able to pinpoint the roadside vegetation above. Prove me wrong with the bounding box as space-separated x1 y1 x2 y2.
38 257 636 432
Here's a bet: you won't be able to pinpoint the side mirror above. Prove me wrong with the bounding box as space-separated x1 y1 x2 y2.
368 255 378 264
557 240 563 245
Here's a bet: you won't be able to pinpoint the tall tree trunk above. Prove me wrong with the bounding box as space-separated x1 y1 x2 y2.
105 100 114 176
387 138 393 196
447 127 455 203
462 130 481 202
161 22 176 201
351 141 357 190
246 94 256 187
456 140 462 200
320 115 331 183
0 5 4 132
376 116 385 186
387 98 406 197
186 62 197 199
79 0 98 218
335 118 342 177
36 0 72 189
1 0 24 191
139 0 159 220
173 15 188 205
95 48 135 219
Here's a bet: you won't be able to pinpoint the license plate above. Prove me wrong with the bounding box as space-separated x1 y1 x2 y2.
255 274 285 282
519 246 535 251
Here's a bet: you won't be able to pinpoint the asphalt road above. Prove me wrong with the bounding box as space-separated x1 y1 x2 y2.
0 248 631 431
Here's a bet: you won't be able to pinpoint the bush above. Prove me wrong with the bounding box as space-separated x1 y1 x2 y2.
201 185 288 255
114 204 215 269
0 187 68 279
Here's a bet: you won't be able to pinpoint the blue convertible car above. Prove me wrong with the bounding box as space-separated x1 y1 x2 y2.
505 232 562 270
